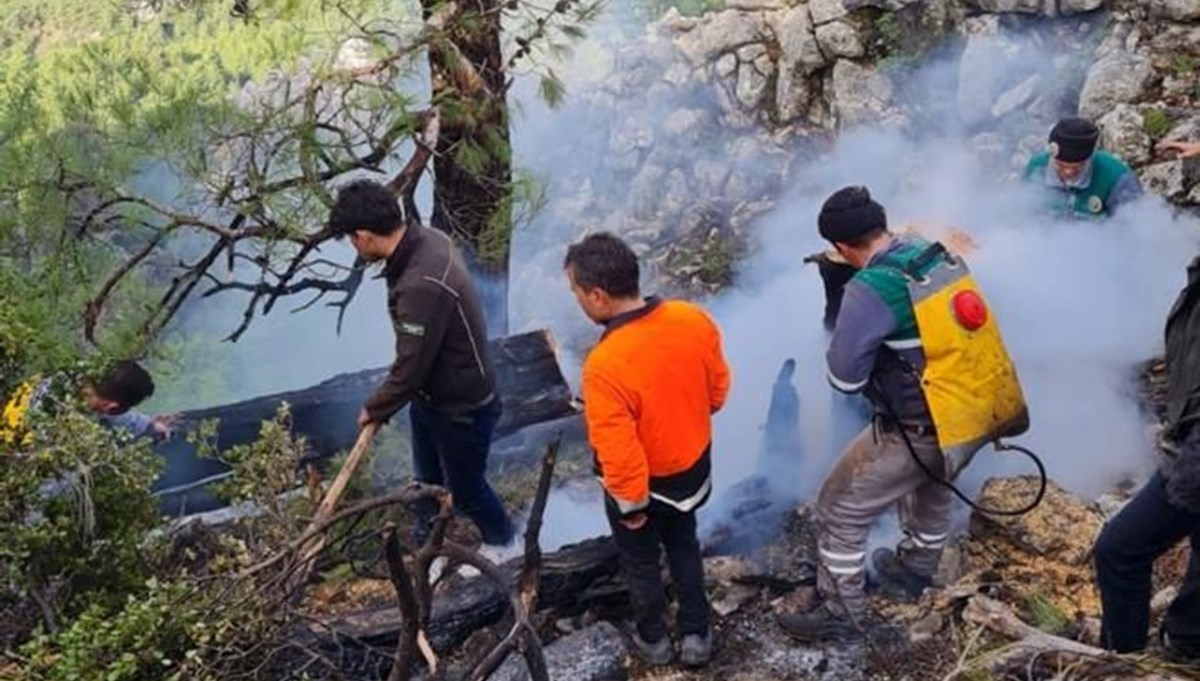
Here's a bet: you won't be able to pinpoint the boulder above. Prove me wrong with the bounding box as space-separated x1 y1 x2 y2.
809 0 848 24
1078 51 1156 121
1148 0 1200 22
768 5 826 122
957 19 1028 127
488 622 628 681
967 0 1051 15
1097 104 1152 166
727 0 790 8
1139 159 1200 199
672 10 770 66
991 74 1042 119
815 21 866 59
1059 0 1106 14
828 59 897 128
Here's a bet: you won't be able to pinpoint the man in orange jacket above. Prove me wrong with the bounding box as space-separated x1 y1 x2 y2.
564 232 731 668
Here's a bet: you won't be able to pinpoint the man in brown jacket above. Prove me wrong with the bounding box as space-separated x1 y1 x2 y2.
328 179 514 550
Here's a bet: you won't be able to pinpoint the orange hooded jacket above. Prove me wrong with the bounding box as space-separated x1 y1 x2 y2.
581 297 731 517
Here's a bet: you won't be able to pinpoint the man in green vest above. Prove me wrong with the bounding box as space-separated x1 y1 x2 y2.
778 187 954 642
1023 117 1143 219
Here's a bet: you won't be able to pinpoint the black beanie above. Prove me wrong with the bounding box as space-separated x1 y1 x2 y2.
1049 117 1100 163
818 186 887 243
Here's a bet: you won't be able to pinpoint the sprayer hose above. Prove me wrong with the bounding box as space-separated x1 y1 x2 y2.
870 381 1047 517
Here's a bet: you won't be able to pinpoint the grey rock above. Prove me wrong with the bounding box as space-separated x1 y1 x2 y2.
816 21 865 59
737 43 769 62
957 21 1027 126
768 5 825 122
769 5 826 75
909 612 946 644
663 62 693 87
672 10 770 65
968 0 1051 15
610 115 655 159
736 61 770 108
991 74 1042 119
1078 51 1156 121
1140 160 1189 198
662 108 716 139
845 0 926 8
828 59 897 128
715 52 739 79
1059 0 1106 15
754 53 775 77
810 0 848 24
1097 104 1151 166
489 622 629 681
693 159 732 193
727 0 790 8
1149 0 1200 21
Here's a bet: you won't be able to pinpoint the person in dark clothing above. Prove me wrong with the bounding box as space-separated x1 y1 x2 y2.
1095 255 1200 662
565 233 731 668
328 179 514 551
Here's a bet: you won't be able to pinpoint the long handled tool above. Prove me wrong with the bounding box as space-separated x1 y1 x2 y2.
289 423 379 601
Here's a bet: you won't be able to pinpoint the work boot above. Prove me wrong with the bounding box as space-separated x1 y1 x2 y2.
628 629 673 665
869 548 932 601
777 602 861 642
679 630 714 668
1162 629 1200 666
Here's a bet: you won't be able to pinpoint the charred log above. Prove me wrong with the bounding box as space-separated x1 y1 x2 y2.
302 537 622 675
153 329 575 516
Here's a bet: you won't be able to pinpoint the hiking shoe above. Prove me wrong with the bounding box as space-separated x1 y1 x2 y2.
1162 629 1200 666
478 538 525 566
629 629 673 665
869 548 933 601
777 603 861 642
679 630 714 667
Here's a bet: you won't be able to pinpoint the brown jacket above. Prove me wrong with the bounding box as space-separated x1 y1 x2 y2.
364 224 495 422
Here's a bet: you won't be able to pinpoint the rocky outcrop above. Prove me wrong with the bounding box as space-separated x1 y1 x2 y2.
1148 0 1200 22
1078 48 1156 121
509 0 1200 334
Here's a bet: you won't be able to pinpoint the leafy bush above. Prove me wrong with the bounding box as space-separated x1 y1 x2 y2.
1144 108 1173 139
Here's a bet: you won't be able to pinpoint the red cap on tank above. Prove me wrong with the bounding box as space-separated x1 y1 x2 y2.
951 290 988 331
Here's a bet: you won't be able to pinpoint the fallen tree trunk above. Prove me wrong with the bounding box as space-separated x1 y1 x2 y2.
301 537 623 676
153 329 576 516
961 595 1187 681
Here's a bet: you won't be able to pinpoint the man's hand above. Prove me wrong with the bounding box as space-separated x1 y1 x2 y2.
151 414 177 441
620 513 649 530
1158 140 1200 159
357 407 375 429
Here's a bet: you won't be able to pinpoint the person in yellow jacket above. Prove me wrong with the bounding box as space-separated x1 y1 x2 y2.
565 232 731 668
2 361 172 449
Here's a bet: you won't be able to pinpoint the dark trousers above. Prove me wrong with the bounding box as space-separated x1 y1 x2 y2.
1095 471 1200 653
605 496 710 642
410 399 514 546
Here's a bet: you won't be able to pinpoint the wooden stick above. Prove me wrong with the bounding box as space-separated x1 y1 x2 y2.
289 423 379 600
961 595 1187 681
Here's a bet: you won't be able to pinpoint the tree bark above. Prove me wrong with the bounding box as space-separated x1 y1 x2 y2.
422 0 512 334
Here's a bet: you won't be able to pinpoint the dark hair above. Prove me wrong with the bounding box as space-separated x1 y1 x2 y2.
91 360 155 411
327 179 404 238
563 232 640 299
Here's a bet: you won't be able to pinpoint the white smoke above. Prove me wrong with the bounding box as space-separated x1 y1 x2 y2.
506 14 1200 542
